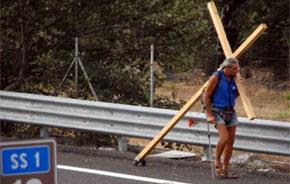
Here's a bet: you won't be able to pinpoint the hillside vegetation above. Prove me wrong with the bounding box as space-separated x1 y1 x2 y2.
1 0 289 114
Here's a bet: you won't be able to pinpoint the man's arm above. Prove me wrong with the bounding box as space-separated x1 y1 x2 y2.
203 75 219 123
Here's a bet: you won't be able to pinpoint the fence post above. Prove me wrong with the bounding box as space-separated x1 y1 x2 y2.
75 37 79 96
117 136 128 152
150 44 154 107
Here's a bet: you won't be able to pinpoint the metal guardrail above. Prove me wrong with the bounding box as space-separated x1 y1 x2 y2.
0 91 289 156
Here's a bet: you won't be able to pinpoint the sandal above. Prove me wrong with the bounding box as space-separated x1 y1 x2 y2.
225 170 238 179
215 164 226 179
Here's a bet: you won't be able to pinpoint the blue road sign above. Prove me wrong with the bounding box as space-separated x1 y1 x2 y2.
1 145 50 176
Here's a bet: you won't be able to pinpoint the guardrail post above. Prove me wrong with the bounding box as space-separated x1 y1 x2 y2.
203 145 211 161
117 136 128 152
40 127 49 138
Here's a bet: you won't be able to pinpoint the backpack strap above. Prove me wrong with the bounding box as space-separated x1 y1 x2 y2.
201 70 223 112
212 70 223 95
212 70 223 84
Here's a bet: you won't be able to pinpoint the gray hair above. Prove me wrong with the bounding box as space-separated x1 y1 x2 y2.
218 57 239 71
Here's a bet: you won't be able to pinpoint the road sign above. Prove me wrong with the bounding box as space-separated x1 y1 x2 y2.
0 139 57 184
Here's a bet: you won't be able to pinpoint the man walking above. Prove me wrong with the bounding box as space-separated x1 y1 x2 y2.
203 57 240 179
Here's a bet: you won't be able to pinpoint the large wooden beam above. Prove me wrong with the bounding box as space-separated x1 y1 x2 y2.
233 24 267 120
134 81 208 162
233 24 267 58
234 74 255 119
207 0 233 57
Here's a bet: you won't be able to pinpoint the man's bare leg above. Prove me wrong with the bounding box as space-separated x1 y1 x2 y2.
223 126 236 170
216 123 229 167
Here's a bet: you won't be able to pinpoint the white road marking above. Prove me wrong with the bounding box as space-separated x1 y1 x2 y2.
58 165 190 184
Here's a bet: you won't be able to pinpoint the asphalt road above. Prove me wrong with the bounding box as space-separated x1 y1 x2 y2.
57 147 289 184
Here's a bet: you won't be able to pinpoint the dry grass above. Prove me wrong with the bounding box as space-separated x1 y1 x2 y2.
156 74 290 121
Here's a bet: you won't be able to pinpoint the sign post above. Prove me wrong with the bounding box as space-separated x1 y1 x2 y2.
0 139 57 184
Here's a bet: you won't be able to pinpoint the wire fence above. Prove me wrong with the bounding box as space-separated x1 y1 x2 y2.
156 64 289 122
132 43 289 122
55 42 289 122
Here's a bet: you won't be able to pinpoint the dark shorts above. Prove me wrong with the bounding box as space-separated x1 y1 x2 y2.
211 108 239 128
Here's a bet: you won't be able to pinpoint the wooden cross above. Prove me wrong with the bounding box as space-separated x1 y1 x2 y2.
133 0 267 165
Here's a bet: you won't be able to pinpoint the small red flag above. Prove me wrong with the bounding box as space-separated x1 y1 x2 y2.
188 118 195 127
